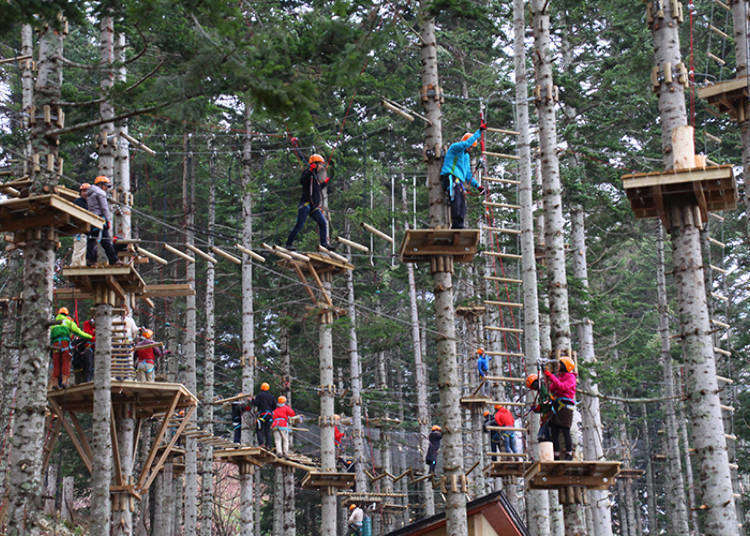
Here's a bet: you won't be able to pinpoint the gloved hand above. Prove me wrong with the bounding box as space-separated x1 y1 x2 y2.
480 120 487 131
544 369 553 379
477 185 485 194
104 220 110 230
290 136 299 146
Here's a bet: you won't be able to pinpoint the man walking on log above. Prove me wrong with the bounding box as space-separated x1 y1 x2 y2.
440 122 486 229
285 137 336 251
86 175 119 266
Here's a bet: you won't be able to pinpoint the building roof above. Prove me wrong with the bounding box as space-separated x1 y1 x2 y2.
384 490 529 536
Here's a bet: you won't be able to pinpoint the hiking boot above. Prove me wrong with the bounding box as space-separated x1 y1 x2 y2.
322 243 336 252
286 245 297 252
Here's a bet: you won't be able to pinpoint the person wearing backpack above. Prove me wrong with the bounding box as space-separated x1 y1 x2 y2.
284 137 336 251
252 382 276 448
49 307 92 389
439 123 486 229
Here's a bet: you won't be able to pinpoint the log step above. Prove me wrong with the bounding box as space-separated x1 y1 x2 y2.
714 347 731 357
484 375 526 383
711 319 730 329
485 326 523 334
484 351 524 358
484 300 523 308
483 151 520 160
484 276 522 284
484 226 521 234
483 201 520 210
483 251 522 260
484 177 520 185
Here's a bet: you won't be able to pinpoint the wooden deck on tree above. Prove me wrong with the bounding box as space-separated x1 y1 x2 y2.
524 461 620 490
338 491 408 507
697 77 750 121
0 178 79 201
0 193 104 236
213 446 317 471
61 264 147 300
55 283 194 301
399 229 480 263
301 470 356 490
485 460 531 477
622 165 736 223
460 395 493 408
455 304 486 317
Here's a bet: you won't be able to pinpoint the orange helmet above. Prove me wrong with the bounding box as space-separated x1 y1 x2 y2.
308 154 325 166
483 410 490 417
80 182 91 191
141 328 153 339
57 307 69 316
431 425 441 431
461 132 478 148
494 404 503 410
560 357 576 373
349 504 357 511
94 175 111 185
476 348 484 355
526 374 539 389
261 382 270 391
277 396 287 404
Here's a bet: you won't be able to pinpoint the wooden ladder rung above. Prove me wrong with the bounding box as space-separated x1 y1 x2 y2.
716 375 734 384
709 25 729 39
714 347 731 357
485 326 523 334
484 226 520 235
484 375 525 383
708 237 726 248
484 276 522 284
487 451 528 457
707 52 726 66
713 0 731 11
484 177 520 185
483 251 522 260
484 300 523 308
709 212 725 221
483 151 520 160
486 127 520 136
709 264 728 274
711 292 729 302
484 351 524 357
720 404 734 413
711 319 730 329
483 201 520 210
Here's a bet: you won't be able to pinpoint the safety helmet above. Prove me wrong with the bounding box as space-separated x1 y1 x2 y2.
461 132 478 148
308 154 325 166
476 348 484 355
349 504 357 511
141 328 153 339
260 382 270 391
526 374 539 389
560 357 576 373
94 175 111 185
57 307 69 316
494 404 503 410
80 182 91 191
431 425 441 431
483 410 490 417
278 396 287 404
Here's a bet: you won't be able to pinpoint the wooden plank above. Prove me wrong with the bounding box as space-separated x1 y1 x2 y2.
483 201 521 210
143 284 195 298
486 127 520 135
484 300 523 308
485 326 523 333
137 246 168 266
484 275 522 284
483 151 520 160
185 244 218 264
67 411 95 467
336 236 370 253
483 251 522 260
111 407 123 486
622 165 732 187
483 177 520 185
292 263 317 304
140 404 196 493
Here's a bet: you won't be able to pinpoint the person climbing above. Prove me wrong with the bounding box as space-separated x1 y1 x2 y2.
347 503 364 536
134 328 163 382
49 307 92 389
527 373 553 442
285 137 336 251
272 395 296 456
493 404 519 454
85 175 119 266
544 356 577 460
71 183 90 266
252 382 276 448
476 348 492 395
440 122 486 229
482 409 502 453
231 399 251 444
334 414 345 450
425 425 442 475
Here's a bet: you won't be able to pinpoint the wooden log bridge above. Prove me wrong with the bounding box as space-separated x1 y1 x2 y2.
524 460 621 492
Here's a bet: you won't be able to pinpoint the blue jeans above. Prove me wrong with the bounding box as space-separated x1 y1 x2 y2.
503 432 519 453
286 203 328 248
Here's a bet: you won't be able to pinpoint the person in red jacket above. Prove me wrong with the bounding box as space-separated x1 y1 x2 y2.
544 356 577 460
493 404 519 453
334 414 345 449
134 328 163 382
272 396 296 456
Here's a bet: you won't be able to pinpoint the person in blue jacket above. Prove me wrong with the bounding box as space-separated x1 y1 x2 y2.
476 347 492 395
440 123 486 228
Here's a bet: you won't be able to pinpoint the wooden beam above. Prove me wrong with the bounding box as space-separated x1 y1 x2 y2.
213 392 253 405
119 131 156 156
484 300 524 308
483 177 520 185
235 244 266 263
0 54 32 65
136 393 180 490
318 245 350 264
211 246 241 265
163 243 196 263
482 251 522 260
292 263 317 304
140 404 196 493
185 244 217 264
68 411 95 466
336 236 369 253
307 263 334 308
485 326 523 334
382 99 414 121
275 245 310 263
486 127 520 135
111 407 123 486
143 284 195 298
136 246 168 266
263 242 291 260
484 275 522 284
483 201 521 210
484 226 521 234
484 376 526 383
361 222 394 244
106 275 126 301
483 151 520 160
48 400 92 474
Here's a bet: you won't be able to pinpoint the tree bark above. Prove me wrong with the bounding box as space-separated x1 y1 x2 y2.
655 223 690 535
240 101 255 536
677 398 699 532
199 145 216 536
0 259 20 498
92 303 114 535
99 16 115 180
513 0 549 531
21 24 33 175
114 33 131 238
730 1 750 239
319 276 337 535
639 405 657 535
570 208 613 536
419 5 468 534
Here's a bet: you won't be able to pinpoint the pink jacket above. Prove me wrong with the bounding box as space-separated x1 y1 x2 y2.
545 371 577 401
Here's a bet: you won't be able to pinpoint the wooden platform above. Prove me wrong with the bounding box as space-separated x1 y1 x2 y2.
0 193 104 236
55 283 194 301
455 304 486 317
460 395 493 408
524 461 620 490
213 446 316 471
338 491 407 508
61 265 146 300
399 229 480 263
622 165 736 224
616 468 645 479
47 381 197 417
485 460 530 477
301 470 356 490
697 77 750 121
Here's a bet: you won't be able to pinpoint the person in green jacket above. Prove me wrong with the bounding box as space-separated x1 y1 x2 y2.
50 307 92 389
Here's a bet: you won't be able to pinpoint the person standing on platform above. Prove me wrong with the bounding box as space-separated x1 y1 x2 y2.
544 357 577 460
493 404 519 454
439 122 486 229
284 137 336 251
483 409 502 453
71 183 90 266
347 503 364 536
231 399 250 444
475 347 492 395
49 307 92 389
85 175 119 266
527 373 553 443
252 382 276 448
425 425 442 474
272 395 296 456
134 328 163 382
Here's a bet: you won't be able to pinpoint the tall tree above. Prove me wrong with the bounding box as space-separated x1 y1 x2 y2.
730 1 750 238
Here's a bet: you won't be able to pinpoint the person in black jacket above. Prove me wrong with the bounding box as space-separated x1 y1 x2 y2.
285 138 335 251
253 382 276 448
71 183 90 266
482 410 502 453
425 425 442 475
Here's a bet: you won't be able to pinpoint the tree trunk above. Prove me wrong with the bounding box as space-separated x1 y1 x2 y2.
639 405 656 535
99 16 115 181
114 33 131 238
5 21 63 536
240 101 255 536
0 260 20 498
92 303 114 535
513 0 549 530
182 132 198 536
730 1 750 239
616 480 629 536
402 184 434 514
419 5 467 533
678 399 699 532
199 146 216 536
135 423 152 536
21 23 33 175
654 223 690 535
319 275 337 535
280 325 295 536
570 208 613 536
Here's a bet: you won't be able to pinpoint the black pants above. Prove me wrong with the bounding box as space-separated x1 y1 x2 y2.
232 403 243 443
550 422 572 457
87 226 118 265
450 185 466 229
286 203 328 248
256 418 272 448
